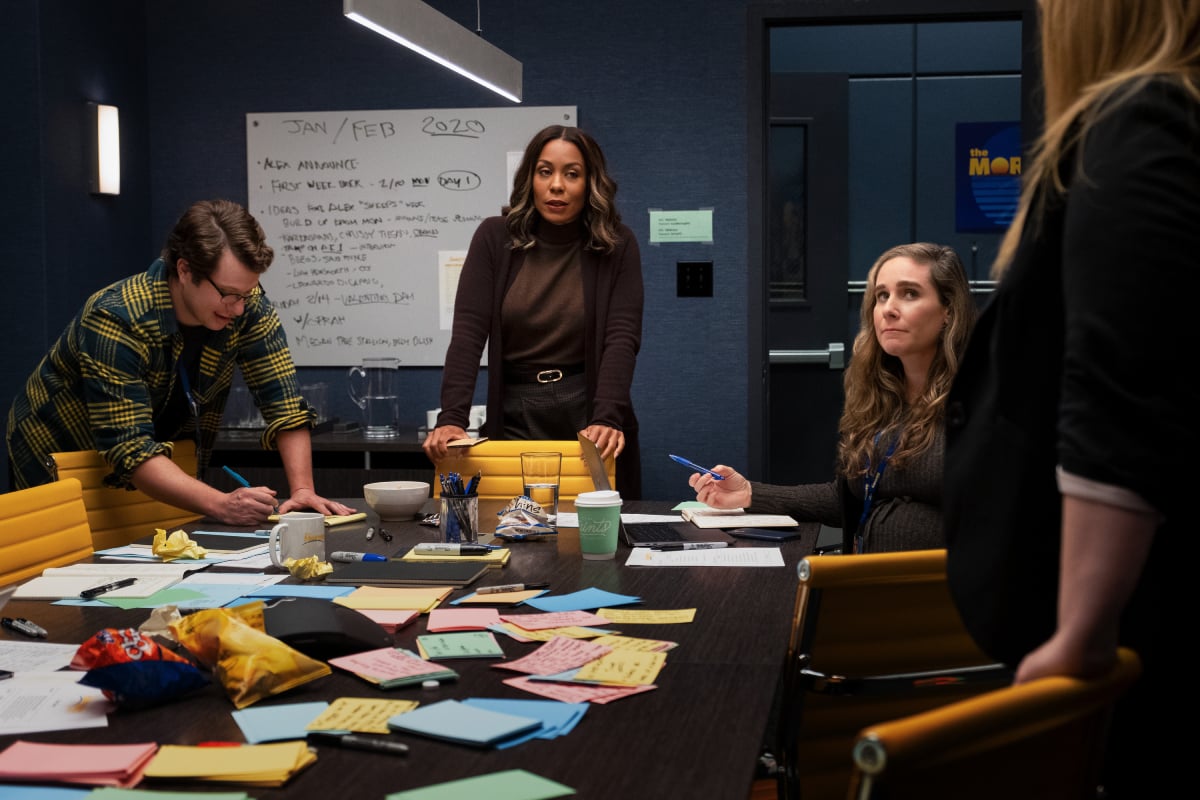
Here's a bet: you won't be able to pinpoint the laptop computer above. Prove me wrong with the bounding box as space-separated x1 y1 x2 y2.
575 433 735 546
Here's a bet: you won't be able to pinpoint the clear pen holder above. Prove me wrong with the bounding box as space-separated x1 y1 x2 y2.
439 494 479 543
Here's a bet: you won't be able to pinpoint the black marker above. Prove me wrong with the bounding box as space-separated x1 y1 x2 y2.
476 582 549 595
79 577 138 599
306 732 408 756
2 617 48 638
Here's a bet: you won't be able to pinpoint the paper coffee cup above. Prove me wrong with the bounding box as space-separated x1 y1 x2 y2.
575 490 622 560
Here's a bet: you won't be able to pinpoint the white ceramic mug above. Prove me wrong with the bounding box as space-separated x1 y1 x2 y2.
268 511 326 567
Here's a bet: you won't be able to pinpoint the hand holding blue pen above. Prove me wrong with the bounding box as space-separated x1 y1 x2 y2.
223 465 279 512
669 454 725 480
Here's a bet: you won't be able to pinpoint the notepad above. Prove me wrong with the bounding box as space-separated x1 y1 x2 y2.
12 563 196 600
0 740 159 787
385 699 542 747
325 560 489 587
142 741 316 787
678 507 799 529
399 545 511 568
267 512 368 527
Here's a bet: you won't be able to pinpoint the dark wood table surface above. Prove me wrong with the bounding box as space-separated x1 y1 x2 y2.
0 500 817 799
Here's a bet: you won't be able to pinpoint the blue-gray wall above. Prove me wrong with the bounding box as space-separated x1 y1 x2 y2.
2 1 1027 499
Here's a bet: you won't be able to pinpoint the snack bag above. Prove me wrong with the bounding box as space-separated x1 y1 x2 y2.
72 627 209 708
171 603 331 709
494 495 556 540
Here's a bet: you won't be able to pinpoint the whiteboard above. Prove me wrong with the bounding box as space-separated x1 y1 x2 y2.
246 106 577 366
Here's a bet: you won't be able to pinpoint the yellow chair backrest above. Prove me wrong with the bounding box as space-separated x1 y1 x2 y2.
432 439 615 506
777 549 1011 800
848 646 1142 800
49 440 202 551
0 477 94 586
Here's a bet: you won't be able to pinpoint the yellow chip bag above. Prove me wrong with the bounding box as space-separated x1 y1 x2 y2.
170 603 330 709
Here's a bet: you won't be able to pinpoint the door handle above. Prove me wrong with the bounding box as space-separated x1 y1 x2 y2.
769 342 845 369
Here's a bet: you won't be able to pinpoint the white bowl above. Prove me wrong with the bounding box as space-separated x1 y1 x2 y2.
363 481 430 520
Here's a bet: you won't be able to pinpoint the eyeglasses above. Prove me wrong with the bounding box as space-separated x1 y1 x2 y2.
203 274 260 305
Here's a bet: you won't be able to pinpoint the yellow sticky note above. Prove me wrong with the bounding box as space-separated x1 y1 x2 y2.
307 697 420 734
596 608 697 624
575 650 667 686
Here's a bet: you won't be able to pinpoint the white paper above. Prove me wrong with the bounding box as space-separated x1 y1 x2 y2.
0 641 81 672
624 547 786 567
0 671 113 735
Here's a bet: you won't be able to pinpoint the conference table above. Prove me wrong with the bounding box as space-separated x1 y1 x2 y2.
0 499 818 799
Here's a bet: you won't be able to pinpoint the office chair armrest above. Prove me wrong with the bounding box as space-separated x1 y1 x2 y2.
799 663 1013 696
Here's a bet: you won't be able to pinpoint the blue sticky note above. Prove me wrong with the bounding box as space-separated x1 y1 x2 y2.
247 584 355 600
232 700 329 743
464 698 588 740
0 786 91 800
522 587 640 612
386 699 542 747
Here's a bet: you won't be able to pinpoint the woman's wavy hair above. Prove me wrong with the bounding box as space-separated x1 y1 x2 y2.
162 199 273 279
505 125 622 253
994 0 1200 277
837 243 976 479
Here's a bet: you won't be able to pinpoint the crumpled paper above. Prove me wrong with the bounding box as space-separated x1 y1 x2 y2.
494 495 556 540
282 555 333 580
153 528 208 560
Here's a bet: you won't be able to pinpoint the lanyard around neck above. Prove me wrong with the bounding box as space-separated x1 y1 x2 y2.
854 432 899 554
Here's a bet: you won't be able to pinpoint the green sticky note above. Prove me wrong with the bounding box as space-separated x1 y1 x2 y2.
386 769 575 800
417 631 504 659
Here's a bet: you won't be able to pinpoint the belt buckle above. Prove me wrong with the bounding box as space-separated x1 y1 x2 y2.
536 369 563 384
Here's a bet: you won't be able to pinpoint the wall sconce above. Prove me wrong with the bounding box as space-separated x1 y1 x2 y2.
87 102 120 195
344 0 522 103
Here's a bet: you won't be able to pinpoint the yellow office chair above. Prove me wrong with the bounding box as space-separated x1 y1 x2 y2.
431 439 615 506
49 440 202 551
0 477 94 586
774 549 1013 800
847 646 1141 800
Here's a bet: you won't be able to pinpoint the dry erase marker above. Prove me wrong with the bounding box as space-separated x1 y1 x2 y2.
330 551 387 562
669 454 725 480
414 543 498 555
2 617 48 638
306 731 408 756
650 542 729 551
475 582 549 595
79 577 138 599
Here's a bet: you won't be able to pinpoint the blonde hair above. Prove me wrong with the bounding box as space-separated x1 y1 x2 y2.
994 0 1200 277
837 243 975 480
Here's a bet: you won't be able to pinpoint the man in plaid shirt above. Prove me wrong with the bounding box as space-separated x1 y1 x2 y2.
6 199 352 526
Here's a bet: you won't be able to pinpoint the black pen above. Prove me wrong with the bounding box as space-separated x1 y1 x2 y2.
2 617 48 638
79 577 138 599
306 731 408 756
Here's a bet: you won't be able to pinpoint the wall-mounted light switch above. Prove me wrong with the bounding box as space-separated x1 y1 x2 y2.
677 261 713 297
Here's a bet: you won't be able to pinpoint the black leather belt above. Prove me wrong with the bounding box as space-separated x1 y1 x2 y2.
503 362 585 384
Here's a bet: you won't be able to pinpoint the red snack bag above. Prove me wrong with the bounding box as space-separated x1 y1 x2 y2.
72 627 208 709
71 627 191 670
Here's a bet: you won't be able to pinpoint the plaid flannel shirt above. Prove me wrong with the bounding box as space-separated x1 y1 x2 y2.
6 259 313 489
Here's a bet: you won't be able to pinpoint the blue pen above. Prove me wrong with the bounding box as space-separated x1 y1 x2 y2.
669 454 725 480
222 465 252 488
222 465 279 512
